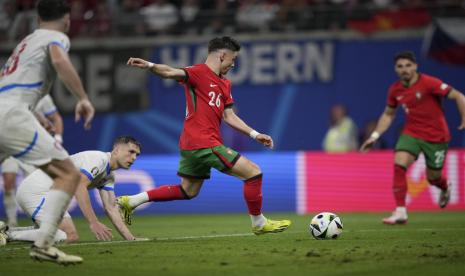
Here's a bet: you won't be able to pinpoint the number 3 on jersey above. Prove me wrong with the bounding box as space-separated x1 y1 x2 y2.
1 42 27 77
208 91 222 107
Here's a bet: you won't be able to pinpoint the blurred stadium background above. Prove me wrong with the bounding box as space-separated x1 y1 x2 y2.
1 0 465 217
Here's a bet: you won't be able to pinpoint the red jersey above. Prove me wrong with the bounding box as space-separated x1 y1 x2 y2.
178 64 234 150
387 73 452 142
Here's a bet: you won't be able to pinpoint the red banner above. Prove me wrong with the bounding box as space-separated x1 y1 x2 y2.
297 150 465 213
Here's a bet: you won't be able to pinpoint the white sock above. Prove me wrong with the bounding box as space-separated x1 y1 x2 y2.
34 189 72 248
250 214 267 228
8 228 67 243
3 191 18 226
396 206 407 215
128 192 149 208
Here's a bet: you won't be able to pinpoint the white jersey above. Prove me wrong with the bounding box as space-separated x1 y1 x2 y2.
0 29 70 109
71 151 115 191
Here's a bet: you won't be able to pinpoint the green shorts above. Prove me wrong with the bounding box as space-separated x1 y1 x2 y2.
177 145 241 179
395 134 448 170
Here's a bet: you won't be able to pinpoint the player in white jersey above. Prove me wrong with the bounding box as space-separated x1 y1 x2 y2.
1 95 64 228
0 0 94 264
1 136 141 244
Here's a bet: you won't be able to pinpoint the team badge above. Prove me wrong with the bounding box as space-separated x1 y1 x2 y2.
91 167 99 176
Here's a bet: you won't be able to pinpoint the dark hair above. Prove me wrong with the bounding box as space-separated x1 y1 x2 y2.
37 0 70 21
113 135 141 150
394 51 416 63
208 36 241 53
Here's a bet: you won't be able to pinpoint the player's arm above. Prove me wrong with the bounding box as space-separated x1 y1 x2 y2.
447 88 465 130
74 174 113 241
223 107 274 149
99 188 136 241
360 106 397 152
33 111 55 134
49 44 94 129
126 57 186 80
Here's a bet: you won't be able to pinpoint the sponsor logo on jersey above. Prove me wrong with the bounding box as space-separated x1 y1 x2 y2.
396 95 404 101
416 91 422 99
210 84 217 87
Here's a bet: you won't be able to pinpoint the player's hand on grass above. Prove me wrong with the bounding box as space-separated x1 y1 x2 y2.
90 221 113 241
75 98 95 130
127 57 151 69
256 134 274 149
360 138 376 153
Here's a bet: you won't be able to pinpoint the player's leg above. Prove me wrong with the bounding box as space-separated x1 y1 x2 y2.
421 140 450 208
117 148 208 225
6 174 71 244
1 158 19 227
0 106 81 263
214 146 290 235
383 135 419 225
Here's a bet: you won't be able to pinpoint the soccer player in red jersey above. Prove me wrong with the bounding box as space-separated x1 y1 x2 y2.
361 51 465 224
118 37 291 235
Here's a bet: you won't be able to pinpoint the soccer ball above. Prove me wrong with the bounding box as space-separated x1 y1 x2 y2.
309 212 343 240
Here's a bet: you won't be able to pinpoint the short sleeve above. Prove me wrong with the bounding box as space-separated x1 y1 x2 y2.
79 153 109 181
35 95 57 117
224 82 234 108
179 65 202 87
427 76 452 97
386 86 398 108
48 33 71 52
98 173 115 191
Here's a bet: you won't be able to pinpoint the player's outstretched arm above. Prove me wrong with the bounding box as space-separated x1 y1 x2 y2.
360 106 396 152
99 188 136 240
74 175 113 241
49 44 95 130
223 108 274 149
127 57 186 80
447 89 465 130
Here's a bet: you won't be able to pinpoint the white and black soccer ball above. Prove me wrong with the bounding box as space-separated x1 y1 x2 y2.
309 212 343 240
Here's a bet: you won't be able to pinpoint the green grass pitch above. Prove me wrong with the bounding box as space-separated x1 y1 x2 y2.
1 211 465 276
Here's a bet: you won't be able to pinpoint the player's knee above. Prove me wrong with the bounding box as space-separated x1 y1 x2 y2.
66 231 79 243
54 229 68 243
249 162 261 176
184 189 199 199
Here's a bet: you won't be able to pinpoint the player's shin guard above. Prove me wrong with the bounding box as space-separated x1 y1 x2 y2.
428 175 448 191
146 185 190 202
34 190 71 249
243 174 263 216
393 165 407 207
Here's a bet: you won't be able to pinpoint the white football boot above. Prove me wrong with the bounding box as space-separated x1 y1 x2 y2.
30 245 83 265
382 207 408 225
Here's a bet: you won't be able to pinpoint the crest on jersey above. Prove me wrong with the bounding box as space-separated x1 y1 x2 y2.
91 167 99 177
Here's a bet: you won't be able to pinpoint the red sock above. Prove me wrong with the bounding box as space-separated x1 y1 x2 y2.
429 176 448 191
243 174 263 216
146 185 188 202
393 165 407 206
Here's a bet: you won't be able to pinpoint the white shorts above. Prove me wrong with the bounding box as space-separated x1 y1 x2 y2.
1 156 36 175
0 102 69 167
16 169 71 224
